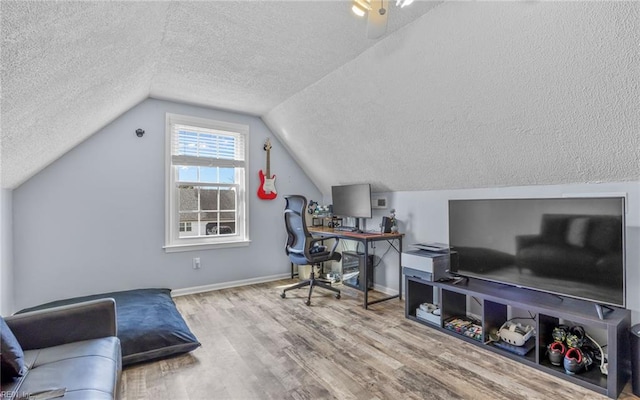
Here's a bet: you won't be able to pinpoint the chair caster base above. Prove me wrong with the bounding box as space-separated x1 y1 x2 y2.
280 292 286 299
305 300 311 306
336 294 341 299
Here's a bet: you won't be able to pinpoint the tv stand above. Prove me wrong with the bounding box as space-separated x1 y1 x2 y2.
405 275 631 399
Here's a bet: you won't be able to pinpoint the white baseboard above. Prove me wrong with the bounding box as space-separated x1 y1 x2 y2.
172 273 404 299
171 273 291 297
373 283 400 296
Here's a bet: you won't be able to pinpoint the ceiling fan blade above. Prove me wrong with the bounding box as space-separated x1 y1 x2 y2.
366 0 388 39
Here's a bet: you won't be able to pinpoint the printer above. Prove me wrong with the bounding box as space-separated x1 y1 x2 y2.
402 249 453 282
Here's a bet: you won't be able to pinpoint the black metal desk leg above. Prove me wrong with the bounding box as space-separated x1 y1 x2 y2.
363 238 369 309
398 237 403 300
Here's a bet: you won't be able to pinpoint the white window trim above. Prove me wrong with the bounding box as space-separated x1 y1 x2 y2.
164 113 250 253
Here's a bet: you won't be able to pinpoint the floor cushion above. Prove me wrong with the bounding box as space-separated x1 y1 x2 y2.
18 288 200 366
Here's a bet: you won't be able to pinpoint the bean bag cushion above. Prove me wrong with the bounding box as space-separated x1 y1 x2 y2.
18 288 200 366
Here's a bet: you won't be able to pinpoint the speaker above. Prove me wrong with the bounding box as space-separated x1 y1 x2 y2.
381 216 392 233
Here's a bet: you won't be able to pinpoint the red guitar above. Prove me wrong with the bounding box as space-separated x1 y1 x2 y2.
258 138 277 200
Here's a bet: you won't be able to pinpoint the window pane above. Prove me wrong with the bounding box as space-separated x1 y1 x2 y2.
200 188 219 210
208 223 235 235
220 211 235 221
220 188 236 210
200 212 218 220
178 166 197 182
176 166 235 184
219 168 235 183
198 167 218 183
178 215 197 238
178 187 197 212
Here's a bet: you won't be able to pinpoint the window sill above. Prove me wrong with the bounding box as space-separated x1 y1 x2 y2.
163 239 251 253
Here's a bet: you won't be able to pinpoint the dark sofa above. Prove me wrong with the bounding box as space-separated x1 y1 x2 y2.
515 213 623 286
1 299 121 400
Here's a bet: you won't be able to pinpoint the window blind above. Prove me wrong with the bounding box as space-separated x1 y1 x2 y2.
171 123 246 168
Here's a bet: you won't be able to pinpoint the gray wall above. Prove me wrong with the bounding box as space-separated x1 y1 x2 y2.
7 98 639 324
11 99 321 311
1 189 13 315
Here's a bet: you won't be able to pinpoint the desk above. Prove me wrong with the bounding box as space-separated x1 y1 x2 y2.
307 227 403 309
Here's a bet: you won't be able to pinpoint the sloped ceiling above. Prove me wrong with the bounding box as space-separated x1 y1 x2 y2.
2 1 639 193
0 0 439 189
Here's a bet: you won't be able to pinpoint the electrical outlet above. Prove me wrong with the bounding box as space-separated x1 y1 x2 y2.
192 257 201 269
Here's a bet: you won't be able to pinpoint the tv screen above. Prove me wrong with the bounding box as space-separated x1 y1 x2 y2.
448 197 626 307
331 184 372 219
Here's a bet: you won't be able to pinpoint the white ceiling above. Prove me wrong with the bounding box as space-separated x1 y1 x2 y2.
2 1 638 192
1 0 439 189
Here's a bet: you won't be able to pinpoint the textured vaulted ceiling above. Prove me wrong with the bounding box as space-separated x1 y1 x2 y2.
0 0 439 189
2 1 639 192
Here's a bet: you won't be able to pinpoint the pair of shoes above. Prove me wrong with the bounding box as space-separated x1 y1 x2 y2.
546 325 593 374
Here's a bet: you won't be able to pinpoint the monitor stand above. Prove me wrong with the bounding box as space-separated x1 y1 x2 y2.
354 218 361 231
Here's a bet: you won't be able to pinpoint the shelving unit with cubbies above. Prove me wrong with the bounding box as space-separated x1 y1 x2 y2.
404 275 631 399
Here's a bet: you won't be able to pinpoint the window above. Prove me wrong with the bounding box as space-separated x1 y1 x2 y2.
179 222 192 233
165 113 249 252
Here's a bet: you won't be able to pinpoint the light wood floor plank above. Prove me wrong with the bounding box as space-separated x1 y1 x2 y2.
121 279 639 400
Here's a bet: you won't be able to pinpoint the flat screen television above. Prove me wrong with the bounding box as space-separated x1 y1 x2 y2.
448 197 626 307
331 183 372 229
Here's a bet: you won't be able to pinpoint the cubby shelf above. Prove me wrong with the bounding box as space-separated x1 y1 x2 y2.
405 275 631 399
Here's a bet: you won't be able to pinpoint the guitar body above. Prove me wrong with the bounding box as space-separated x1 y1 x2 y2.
258 138 277 200
258 170 277 200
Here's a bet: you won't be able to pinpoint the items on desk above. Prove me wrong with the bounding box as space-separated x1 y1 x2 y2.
380 208 398 233
307 201 342 228
334 226 359 232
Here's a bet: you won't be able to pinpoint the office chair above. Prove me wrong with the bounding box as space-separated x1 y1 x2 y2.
280 195 341 306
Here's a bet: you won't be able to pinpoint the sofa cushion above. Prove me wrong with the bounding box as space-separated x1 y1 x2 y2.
1 317 26 381
540 215 570 243
587 217 621 253
19 337 120 400
517 244 598 273
565 217 589 247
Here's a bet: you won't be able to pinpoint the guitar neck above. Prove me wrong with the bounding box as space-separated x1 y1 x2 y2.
266 149 271 177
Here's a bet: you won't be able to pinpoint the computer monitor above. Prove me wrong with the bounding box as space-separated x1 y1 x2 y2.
331 183 372 229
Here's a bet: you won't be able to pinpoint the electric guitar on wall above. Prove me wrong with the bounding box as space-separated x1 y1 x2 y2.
258 138 277 200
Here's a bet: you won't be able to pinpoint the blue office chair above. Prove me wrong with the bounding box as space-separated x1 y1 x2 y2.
280 195 341 306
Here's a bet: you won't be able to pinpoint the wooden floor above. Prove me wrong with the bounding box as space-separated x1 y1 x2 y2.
121 279 639 400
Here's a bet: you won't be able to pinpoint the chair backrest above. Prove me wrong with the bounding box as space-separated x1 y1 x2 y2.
284 195 311 256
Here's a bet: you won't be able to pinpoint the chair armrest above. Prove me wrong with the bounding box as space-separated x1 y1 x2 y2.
5 298 117 350
307 237 340 259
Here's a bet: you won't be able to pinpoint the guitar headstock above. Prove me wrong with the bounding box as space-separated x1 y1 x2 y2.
263 138 272 151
